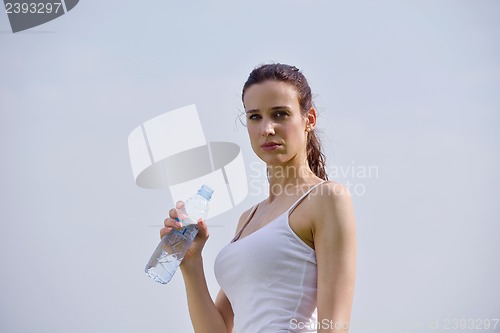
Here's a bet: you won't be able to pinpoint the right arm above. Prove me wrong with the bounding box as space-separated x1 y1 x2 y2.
160 207 253 333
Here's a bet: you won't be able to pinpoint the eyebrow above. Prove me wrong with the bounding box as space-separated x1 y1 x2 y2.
245 106 292 113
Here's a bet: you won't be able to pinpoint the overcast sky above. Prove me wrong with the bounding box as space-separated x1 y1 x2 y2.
1 1 499 332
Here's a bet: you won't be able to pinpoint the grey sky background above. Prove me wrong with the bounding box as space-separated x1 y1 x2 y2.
1 1 499 332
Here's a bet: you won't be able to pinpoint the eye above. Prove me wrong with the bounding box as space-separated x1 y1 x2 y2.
274 111 289 119
247 114 261 121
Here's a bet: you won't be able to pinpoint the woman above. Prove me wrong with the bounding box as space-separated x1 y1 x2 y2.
160 63 357 333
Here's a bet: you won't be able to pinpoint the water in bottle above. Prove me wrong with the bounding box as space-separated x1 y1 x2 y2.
145 184 214 284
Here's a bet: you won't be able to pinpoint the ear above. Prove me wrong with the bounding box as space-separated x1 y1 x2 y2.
304 107 317 132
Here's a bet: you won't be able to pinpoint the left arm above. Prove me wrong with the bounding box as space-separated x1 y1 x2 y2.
313 183 357 333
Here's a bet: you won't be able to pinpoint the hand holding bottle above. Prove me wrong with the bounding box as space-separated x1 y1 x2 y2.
145 184 214 284
160 202 210 266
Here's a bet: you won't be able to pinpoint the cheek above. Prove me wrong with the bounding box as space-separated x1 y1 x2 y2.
247 126 259 142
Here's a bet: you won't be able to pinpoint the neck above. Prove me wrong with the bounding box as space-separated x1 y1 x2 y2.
266 159 321 204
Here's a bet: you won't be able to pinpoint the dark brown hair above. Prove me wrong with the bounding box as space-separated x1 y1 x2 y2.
242 63 328 180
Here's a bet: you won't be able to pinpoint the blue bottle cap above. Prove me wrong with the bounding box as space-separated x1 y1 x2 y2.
197 184 214 200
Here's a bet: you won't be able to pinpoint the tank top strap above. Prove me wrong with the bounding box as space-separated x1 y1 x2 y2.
231 203 259 243
287 180 328 216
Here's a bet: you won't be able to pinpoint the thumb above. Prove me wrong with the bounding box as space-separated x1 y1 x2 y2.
196 218 209 240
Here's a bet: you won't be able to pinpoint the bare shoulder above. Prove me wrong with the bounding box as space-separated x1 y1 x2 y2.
311 181 355 231
310 180 352 205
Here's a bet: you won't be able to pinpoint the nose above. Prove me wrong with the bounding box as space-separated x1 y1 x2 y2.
261 119 276 136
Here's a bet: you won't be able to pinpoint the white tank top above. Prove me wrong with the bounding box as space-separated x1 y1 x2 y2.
214 181 327 333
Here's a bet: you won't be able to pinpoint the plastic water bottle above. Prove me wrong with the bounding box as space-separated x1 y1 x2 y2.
145 184 214 284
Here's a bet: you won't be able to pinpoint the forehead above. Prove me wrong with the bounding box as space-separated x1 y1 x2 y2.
243 80 299 110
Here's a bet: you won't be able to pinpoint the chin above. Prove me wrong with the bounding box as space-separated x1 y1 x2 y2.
261 155 289 166
252 147 289 165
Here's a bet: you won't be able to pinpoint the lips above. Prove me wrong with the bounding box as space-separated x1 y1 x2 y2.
260 142 282 151
261 142 281 148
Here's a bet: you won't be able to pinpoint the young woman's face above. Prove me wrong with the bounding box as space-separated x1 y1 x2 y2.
243 80 309 166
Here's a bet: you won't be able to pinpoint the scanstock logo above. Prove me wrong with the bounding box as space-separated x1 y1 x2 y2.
3 0 79 33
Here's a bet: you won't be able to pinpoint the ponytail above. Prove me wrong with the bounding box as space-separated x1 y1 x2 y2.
307 128 328 180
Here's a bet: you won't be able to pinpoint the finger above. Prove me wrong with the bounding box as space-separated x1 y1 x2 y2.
160 227 172 239
168 208 178 219
175 202 188 221
175 200 185 210
164 217 182 228
196 219 209 240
